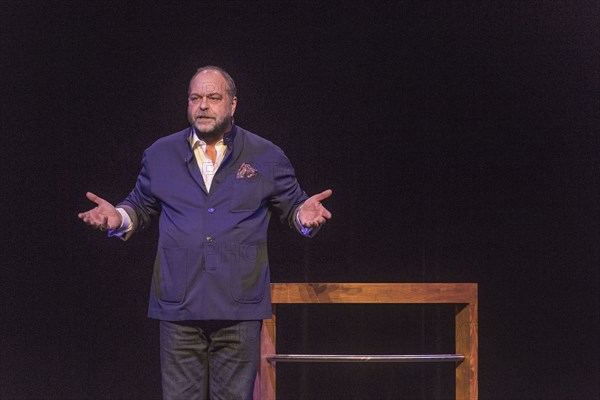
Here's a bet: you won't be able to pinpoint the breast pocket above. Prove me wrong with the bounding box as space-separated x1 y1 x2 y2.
229 177 264 213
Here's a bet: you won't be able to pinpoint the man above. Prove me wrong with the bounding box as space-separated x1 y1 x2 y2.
78 66 332 400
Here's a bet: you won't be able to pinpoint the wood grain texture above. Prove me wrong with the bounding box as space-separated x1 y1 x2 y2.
271 282 477 304
456 302 479 399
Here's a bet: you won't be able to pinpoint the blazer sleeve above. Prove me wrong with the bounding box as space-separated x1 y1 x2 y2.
267 150 319 238
117 149 162 237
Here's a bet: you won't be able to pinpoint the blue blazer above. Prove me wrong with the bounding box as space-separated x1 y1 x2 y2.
119 125 311 321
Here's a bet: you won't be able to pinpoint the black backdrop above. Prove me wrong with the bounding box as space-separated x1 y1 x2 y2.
1 1 598 399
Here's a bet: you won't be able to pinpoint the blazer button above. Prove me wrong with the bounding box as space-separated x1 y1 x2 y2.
208 208 215 214
206 236 214 243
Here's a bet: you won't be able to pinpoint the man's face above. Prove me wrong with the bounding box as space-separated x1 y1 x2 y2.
187 70 237 141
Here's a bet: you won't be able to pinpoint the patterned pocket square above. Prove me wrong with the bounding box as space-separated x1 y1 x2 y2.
236 162 258 179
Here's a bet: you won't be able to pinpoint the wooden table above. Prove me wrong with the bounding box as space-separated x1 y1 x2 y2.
253 283 478 400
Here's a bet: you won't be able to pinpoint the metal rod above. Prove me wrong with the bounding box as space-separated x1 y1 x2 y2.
266 354 465 363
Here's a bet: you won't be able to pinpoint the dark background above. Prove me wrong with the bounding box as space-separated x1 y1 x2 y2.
1 1 598 399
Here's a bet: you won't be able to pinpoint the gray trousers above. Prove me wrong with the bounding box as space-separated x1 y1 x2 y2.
159 320 262 400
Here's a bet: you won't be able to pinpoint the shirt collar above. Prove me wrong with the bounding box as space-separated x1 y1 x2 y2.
189 131 224 149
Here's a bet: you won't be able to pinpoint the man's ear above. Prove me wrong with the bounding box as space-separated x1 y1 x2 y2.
230 96 237 117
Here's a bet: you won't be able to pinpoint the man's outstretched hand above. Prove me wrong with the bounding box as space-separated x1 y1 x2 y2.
78 192 122 231
298 189 333 227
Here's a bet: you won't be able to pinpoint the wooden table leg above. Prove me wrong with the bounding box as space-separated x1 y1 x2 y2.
455 302 478 399
255 307 277 400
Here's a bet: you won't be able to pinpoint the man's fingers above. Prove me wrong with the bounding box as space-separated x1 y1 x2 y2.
84 212 100 226
306 217 327 227
301 206 332 227
78 208 104 228
99 216 109 231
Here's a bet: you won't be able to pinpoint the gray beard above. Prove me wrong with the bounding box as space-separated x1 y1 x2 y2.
194 117 231 141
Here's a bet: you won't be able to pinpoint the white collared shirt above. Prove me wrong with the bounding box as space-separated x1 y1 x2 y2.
189 131 227 193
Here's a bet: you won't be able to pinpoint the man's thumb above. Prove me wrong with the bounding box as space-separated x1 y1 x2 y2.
86 192 103 205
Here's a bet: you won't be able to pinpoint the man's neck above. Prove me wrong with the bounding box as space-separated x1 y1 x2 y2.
201 135 223 146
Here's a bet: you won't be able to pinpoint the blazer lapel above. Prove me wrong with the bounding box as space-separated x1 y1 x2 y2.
207 125 245 194
186 157 208 194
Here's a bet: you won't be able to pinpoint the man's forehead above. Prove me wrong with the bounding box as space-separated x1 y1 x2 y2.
190 71 227 94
